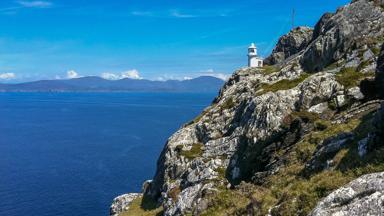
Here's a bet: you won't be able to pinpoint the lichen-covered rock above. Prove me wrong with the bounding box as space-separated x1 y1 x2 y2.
301 0 384 72
306 132 354 172
264 26 313 65
310 172 384 216
144 66 345 214
110 193 141 216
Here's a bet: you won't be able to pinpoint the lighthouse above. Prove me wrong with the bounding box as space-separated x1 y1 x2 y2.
248 43 263 68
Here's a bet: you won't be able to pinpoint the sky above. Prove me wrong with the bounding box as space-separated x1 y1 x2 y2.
0 0 351 83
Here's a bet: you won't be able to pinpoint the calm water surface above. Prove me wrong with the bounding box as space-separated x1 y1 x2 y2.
0 92 216 216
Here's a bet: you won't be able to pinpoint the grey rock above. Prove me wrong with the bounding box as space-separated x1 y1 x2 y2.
306 132 354 172
358 136 369 157
347 87 364 100
110 193 141 216
363 49 375 61
113 1 384 215
301 0 384 72
336 95 347 108
308 102 329 114
310 172 384 216
264 26 313 65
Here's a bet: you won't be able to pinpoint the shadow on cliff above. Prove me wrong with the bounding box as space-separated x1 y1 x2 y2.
139 194 163 215
226 113 315 186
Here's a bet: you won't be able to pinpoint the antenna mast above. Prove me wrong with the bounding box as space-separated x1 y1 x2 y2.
292 8 295 30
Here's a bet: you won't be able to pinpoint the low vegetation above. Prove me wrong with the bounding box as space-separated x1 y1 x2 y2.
260 65 280 75
179 143 204 160
200 110 384 216
221 97 235 110
121 196 163 216
335 67 375 89
200 187 250 216
258 73 310 95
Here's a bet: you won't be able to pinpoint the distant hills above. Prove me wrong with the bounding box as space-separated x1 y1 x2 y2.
0 76 225 93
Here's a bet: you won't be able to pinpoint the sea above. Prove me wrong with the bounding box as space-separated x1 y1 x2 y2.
0 92 216 216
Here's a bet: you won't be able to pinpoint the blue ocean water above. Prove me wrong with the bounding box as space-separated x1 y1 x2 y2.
0 92 216 216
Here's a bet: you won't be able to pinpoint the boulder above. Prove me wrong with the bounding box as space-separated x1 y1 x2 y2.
310 172 384 216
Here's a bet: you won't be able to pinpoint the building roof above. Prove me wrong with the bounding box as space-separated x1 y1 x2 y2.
248 43 256 49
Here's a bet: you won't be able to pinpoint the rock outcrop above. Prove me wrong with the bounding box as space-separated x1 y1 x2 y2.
264 26 313 65
301 0 384 72
310 172 384 216
110 193 141 216
112 1 384 215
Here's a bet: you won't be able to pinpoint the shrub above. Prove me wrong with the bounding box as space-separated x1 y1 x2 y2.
314 120 329 131
221 97 235 110
180 143 204 160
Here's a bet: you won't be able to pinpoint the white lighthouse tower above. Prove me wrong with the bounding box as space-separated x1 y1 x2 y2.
248 43 263 68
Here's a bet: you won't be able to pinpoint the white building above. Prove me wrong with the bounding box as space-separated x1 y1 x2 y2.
248 43 263 68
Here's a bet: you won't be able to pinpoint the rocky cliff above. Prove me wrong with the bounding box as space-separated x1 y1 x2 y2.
112 1 384 215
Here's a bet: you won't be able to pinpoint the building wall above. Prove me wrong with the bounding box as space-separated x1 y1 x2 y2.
249 57 263 67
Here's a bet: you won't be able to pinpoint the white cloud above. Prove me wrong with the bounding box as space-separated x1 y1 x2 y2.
121 69 142 79
67 70 79 79
170 10 196 18
200 69 230 80
182 76 192 80
101 72 119 80
100 69 142 80
17 1 52 8
0 72 16 80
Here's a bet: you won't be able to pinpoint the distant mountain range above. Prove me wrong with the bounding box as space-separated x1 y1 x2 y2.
0 76 225 92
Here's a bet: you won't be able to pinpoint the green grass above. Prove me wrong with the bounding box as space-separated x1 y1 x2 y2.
180 143 204 160
260 65 280 75
221 97 235 110
201 111 384 216
372 46 381 56
200 187 251 216
121 195 163 216
258 73 310 95
336 67 375 89
216 167 226 179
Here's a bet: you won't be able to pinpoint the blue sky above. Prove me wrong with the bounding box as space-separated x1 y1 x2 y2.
0 0 350 82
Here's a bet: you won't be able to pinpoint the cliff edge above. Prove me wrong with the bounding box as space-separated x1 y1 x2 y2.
112 0 384 215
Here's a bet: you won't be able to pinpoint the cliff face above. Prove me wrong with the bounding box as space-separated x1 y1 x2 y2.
113 1 384 215
264 26 313 65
